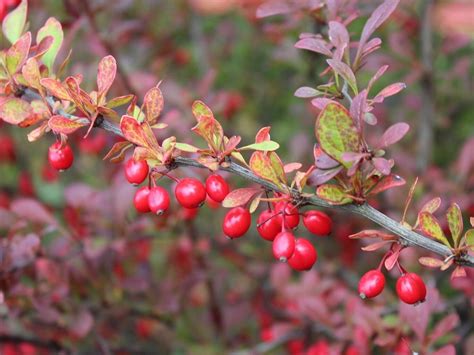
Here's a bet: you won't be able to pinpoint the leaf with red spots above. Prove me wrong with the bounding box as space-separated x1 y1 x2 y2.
40 78 71 101
250 151 287 187
120 115 159 153
143 86 163 125
191 100 223 153
446 203 463 247
0 98 32 125
48 115 88 135
6 31 31 75
316 184 352 205
97 55 116 100
418 212 450 246
315 102 361 168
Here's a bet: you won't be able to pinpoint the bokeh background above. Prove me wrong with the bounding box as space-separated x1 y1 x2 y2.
0 0 473 354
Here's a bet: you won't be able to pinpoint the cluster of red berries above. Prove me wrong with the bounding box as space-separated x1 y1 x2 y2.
358 268 427 305
224 200 332 271
126 157 230 216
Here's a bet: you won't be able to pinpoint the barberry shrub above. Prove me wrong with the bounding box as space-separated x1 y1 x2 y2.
0 0 472 353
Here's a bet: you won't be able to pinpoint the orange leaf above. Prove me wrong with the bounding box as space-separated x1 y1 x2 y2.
191 100 223 152
103 141 132 163
48 115 87 134
6 31 31 75
255 126 271 143
143 86 163 125
120 115 160 152
97 55 116 99
222 188 261 208
40 78 71 100
0 98 32 125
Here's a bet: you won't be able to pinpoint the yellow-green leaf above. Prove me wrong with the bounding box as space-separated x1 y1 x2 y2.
464 229 474 250
36 17 63 73
315 102 361 167
418 212 451 246
316 184 353 205
175 142 200 153
2 0 28 44
446 203 463 247
239 141 280 151
191 100 223 153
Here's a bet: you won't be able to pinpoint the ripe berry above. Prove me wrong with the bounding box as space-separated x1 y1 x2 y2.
303 210 332 236
287 238 317 271
358 269 385 299
396 273 427 304
205 174 229 203
257 209 281 241
175 178 207 208
0 134 16 162
272 231 295 262
125 158 149 185
275 202 299 229
48 142 74 171
134 186 151 213
222 207 251 239
181 207 199 220
148 186 170 215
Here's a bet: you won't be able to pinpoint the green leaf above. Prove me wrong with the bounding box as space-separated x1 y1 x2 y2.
2 0 28 44
316 184 353 205
36 17 63 73
0 98 32 125
418 212 451 247
464 229 474 250
175 142 200 153
446 203 463 247
315 102 361 168
106 94 134 109
239 141 280 151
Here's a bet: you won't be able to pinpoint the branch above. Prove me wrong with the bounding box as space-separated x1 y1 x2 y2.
20 89 474 268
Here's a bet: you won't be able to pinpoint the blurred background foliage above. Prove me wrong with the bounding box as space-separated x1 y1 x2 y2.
0 0 473 354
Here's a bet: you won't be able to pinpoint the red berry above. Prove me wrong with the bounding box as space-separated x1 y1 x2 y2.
287 238 317 271
206 195 221 209
272 231 295 262
205 174 230 202
307 340 330 355
48 142 74 171
257 209 281 241
175 178 207 208
303 210 332 236
134 186 151 213
0 134 16 162
181 207 199 220
358 269 385 299
222 207 251 239
148 186 170 215
396 273 427 304
275 202 299 229
124 158 149 185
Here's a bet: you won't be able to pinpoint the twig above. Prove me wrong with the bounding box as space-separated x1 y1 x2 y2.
20 89 474 268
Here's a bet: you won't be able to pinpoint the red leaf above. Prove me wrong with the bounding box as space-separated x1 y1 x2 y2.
367 65 389 92
384 250 399 270
284 162 302 173
256 0 292 18
295 38 332 56
255 126 271 143
120 115 159 152
358 0 400 53
379 122 410 147
349 230 396 240
97 55 116 98
328 21 349 51
430 314 459 345
222 187 261 208
361 240 392 251
373 157 392 175
367 174 405 195
11 198 57 225
350 90 368 130
373 82 406 103
326 59 357 93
